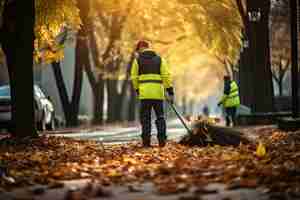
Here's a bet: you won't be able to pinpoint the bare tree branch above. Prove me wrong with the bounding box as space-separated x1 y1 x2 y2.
235 0 247 28
271 67 280 83
94 1 110 29
97 13 109 29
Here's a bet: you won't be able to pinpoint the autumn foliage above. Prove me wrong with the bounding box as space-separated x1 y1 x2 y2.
1 127 300 196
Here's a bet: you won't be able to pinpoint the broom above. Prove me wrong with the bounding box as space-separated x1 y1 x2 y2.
167 101 211 146
167 101 251 147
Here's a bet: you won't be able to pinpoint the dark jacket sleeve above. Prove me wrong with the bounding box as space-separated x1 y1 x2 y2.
224 80 231 95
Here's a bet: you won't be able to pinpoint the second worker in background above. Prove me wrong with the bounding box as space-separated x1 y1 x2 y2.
131 40 174 147
218 75 240 127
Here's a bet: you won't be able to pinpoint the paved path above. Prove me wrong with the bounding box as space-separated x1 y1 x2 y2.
54 119 188 144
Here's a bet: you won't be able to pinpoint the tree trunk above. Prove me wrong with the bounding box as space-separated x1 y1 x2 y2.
1 0 37 137
119 52 135 121
51 62 74 123
16 0 36 136
94 74 105 124
240 40 255 109
290 0 299 117
106 79 120 123
68 36 84 126
119 79 129 120
84 63 105 124
279 78 283 96
65 0 91 126
128 84 137 122
182 96 187 115
0 63 9 85
236 3 255 109
51 37 84 127
247 0 274 112
114 83 123 122
87 24 106 124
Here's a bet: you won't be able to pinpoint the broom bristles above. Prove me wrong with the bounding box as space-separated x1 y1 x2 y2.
179 120 251 147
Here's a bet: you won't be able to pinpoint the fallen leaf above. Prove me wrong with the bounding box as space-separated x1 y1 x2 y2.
256 141 266 158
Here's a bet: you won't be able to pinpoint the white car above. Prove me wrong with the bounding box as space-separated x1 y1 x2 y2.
0 84 55 131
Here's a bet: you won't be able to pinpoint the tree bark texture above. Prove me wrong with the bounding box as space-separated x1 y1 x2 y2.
290 0 299 117
51 62 75 124
68 35 84 126
94 74 105 124
0 0 37 137
128 84 137 122
106 79 119 123
87 29 105 124
237 0 274 112
51 36 85 127
249 0 274 112
236 0 255 109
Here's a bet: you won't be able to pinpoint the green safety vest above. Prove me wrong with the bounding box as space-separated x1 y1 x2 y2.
131 49 173 100
220 81 240 107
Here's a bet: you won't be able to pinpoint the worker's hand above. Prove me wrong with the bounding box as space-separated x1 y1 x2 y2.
167 94 175 104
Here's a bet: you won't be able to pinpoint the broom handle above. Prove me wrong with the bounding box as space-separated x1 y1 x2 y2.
167 101 193 134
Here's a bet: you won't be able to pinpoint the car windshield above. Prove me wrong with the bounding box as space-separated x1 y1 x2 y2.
0 85 10 97
0 85 46 99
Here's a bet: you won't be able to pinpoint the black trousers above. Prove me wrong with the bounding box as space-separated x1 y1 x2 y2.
225 107 237 127
140 100 167 143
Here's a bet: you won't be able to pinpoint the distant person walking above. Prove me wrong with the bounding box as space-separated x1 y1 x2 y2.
218 75 240 127
131 40 174 147
202 105 210 117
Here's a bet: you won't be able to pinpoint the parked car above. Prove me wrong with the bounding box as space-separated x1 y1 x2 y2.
0 84 55 131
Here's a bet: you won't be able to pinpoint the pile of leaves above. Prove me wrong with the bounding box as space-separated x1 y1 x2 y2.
180 118 251 147
0 129 300 196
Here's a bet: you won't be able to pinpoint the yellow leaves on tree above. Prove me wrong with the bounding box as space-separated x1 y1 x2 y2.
98 0 243 100
178 0 243 66
34 0 81 64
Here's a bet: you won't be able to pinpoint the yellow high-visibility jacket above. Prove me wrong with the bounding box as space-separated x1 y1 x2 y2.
130 49 173 100
219 81 240 108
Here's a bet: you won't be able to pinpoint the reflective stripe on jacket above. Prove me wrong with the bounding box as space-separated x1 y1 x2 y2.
220 81 240 107
130 49 172 100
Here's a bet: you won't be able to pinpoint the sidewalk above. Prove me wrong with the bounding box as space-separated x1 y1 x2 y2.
48 119 185 143
46 121 140 135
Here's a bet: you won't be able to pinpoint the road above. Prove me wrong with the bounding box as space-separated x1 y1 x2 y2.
54 119 188 144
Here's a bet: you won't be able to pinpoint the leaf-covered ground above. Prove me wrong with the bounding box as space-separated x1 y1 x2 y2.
0 127 300 199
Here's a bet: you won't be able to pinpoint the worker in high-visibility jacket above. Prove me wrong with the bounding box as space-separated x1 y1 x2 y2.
131 40 174 147
218 75 240 127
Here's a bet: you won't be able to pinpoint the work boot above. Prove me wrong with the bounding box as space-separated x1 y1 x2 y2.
158 140 166 147
232 117 237 127
225 116 231 127
155 117 167 147
142 137 151 147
